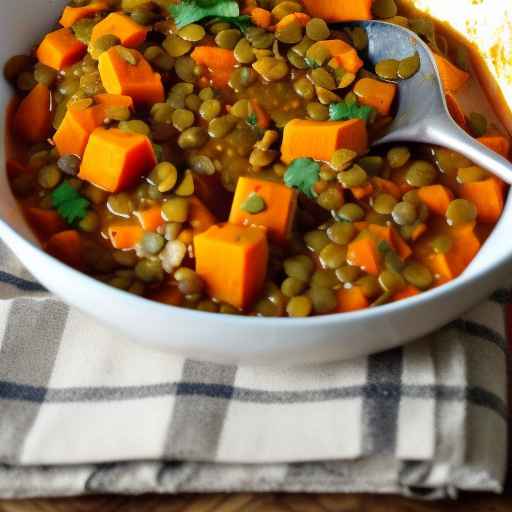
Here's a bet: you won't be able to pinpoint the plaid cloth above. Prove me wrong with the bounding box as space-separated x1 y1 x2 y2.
0 240 508 499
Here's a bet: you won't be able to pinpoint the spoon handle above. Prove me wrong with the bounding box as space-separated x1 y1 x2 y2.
429 116 512 185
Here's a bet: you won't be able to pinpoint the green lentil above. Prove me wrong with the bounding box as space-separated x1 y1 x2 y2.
406 160 438 187
286 295 313 317
457 166 487 184
208 115 238 139
284 255 314 281
373 0 398 19
305 18 330 41
163 34 192 58
178 127 208 149
446 199 477 226
172 108 195 131
403 263 433 290
387 146 411 168
327 222 356 245
178 23 206 42
357 156 384 175
304 230 330 252
281 277 306 298
338 165 368 188
398 52 420 79
375 59 399 80
276 20 303 44
337 203 365 222
119 120 151 136
373 193 398 215
469 112 488 137
310 269 339 289
307 102 329 121
431 235 453 254
309 287 337 314
392 201 418 226
162 197 189 223
199 99 222 121
317 187 343 210
319 243 347 269
335 266 360 284
356 275 381 298
378 270 405 293
135 258 164 283
107 193 134 217
234 38 255 64
38 165 62 189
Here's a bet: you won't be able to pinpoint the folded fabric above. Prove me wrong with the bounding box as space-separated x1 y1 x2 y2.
0 240 507 499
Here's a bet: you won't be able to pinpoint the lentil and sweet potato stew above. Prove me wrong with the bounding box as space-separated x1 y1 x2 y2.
4 0 511 316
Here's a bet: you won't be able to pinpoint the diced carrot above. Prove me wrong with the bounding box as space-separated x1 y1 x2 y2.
229 177 298 243
25 208 66 237
393 286 420 302
108 223 143 250
13 84 52 144
417 184 454 215
79 127 157 192
46 230 82 268
478 136 510 159
336 286 369 313
347 237 380 275
189 196 217 235
411 222 428 241
354 78 397 116
94 93 134 110
147 286 184 307
351 182 374 199
372 177 401 199
191 46 237 88
434 54 470 93
98 46 164 105
391 228 412 260
318 40 363 74
302 0 372 22
194 223 269 309
59 1 108 28
36 28 86 70
6 159 28 178
250 98 271 129
445 92 467 129
53 105 105 157
459 178 504 223
134 205 164 232
421 223 480 284
353 221 369 232
276 13 311 30
178 229 194 245
281 118 368 164
251 7 272 28
91 12 148 48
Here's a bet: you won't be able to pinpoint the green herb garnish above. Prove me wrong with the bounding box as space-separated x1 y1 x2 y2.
52 182 90 225
329 101 375 122
284 158 320 199
304 57 320 69
246 112 257 126
212 14 252 32
170 0 246 29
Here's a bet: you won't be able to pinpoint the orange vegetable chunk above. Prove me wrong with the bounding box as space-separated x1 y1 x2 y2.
372 177 401 199
53 105 105 157
108 223 143 250
417 221 480 285
434 54 469 93
98 46 164 105
25 208 66 237
194 224 268 309
229 177 298 243
303 0 372 22
281 119 368 164
59 1 108 27
351 183 374 199
94 93 134 110
13 84 52 144
354 78 397 116
319 40 363 74
417 185 454 215
478 136 510 159
36 28 86 70
459 178 504 223
347 237 380 275
79 127 157 192
134 205 164 232
336 286 369 313
189 196 217 235
46 230 82 269
445 92 467 129
251 7 272 28
191 47 237 88
91 12 148 48
393 286 420 302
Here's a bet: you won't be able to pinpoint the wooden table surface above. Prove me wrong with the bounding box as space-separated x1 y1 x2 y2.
0 491 511 511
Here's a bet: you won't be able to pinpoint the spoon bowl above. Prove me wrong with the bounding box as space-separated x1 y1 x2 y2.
344 21 512 184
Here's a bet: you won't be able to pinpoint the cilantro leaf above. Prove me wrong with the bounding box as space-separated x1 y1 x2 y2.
212 14 252 32
170 0 240 29
246 112 257 126
52 182 90 225
329 101 375 122
284 158 320 198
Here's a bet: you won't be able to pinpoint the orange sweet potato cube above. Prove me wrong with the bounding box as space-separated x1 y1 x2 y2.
281 119 368 164
79 127 156 192
91 12 148 48
59 1 108 28
194 224 269 309
98 46 164 105
53 105 106 157
36 28 86 70
229 177 298 243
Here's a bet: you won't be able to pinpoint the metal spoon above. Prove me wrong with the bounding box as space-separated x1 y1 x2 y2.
343 21 512 184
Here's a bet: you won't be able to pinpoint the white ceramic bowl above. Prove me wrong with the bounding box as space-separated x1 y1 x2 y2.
1 0 511 365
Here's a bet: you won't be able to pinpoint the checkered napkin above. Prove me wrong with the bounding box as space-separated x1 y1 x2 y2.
0 239 508 499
